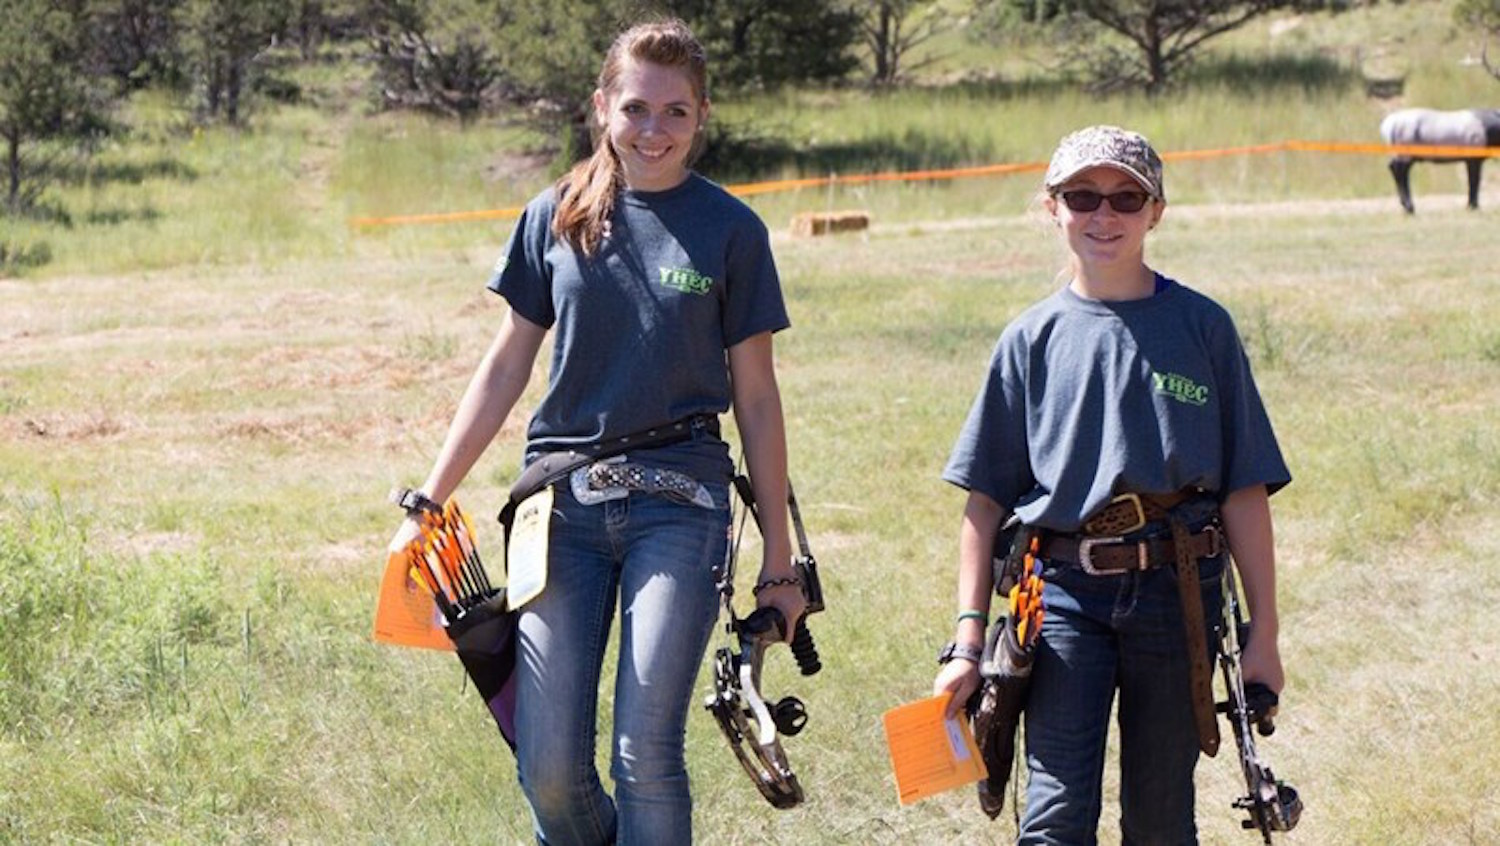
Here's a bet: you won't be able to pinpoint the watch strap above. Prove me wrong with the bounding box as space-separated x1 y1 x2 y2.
391 487 441 517
937 640 983 665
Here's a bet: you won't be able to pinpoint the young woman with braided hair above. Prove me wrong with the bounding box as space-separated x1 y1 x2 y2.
388 18 803 845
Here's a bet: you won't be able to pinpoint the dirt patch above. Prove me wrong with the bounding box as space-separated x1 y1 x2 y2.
235 343 478 394
216 403 477 451
108 529 201 559
219 413 371 445
310 540 372 576
15 412 130 440
485 150 553 187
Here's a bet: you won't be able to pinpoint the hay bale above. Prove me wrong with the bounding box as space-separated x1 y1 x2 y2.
789 210 871 237
1364 76 1405 99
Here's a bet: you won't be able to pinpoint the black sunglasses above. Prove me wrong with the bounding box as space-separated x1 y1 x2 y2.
1058 189 1153 214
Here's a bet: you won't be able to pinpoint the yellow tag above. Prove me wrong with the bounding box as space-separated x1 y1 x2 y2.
506 486 553 608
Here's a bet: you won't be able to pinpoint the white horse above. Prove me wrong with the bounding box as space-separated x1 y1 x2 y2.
1379 108 1500 213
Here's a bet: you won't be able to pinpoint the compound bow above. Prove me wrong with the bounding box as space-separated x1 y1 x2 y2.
703 476 825 809
1215 561 1304 842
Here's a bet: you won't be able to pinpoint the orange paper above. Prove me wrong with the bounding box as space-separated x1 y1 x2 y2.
372 549 454 651
882 693 987 805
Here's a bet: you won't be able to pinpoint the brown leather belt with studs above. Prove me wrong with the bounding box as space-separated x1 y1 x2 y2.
1039 525 1222 574
1081 490 1192 535
1039 491 1220 574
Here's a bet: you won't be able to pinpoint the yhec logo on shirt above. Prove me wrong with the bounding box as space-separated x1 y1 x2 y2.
658 266 714 295
1152 371 1209 406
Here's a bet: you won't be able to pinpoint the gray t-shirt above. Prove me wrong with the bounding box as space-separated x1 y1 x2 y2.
488 173 789 482
943 276 1290 532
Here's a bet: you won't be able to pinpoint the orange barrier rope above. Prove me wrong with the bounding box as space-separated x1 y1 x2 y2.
349 139 1500 228
349 206 528 227
1161 143 1289 161
1284 139 1500 158
726 160 1048 197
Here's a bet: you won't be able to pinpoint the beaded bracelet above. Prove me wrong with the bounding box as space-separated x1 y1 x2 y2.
752 576 802 597
956 609 988 625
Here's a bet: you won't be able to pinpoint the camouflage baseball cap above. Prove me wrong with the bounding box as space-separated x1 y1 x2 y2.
1043 125 1165 201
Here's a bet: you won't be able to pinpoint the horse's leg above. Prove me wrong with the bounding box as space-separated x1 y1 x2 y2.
1464 158 1482 210
1389 159 1415 214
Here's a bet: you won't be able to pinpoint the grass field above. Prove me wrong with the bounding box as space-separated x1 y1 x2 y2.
5 1 1500 843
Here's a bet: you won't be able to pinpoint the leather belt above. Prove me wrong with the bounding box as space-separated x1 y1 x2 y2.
1039 525 1222 575
1082 490 1195 536
1171 514 1221 756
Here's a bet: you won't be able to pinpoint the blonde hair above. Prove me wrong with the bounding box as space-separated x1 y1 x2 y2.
551 19 708 255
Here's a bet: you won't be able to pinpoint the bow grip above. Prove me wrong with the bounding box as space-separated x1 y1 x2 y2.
741 606 788 643
1244 682 1279 736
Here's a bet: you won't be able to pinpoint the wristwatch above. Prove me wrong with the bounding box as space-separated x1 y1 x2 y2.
390 487 441 517
937 641 984 665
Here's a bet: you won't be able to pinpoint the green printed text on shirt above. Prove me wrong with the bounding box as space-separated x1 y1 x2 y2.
1153 371 1209 406
659 266 714 295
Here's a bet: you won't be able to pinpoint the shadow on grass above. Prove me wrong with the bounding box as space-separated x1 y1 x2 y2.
1181 51 1360 95
4 200 72 226
700 120 999 185
83 207 164 225
0 238 54 276
700 53 1354 184
925 74 1084 102
50 157 199 188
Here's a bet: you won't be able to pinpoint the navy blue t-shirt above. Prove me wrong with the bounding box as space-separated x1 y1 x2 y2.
944 275 1290 531
488 173 789 482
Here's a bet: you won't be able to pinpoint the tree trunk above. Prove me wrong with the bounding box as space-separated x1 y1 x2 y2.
872 6 894 85
1144 22 1167 94
227 56 242 125
5 131 19 209
207 56 223 118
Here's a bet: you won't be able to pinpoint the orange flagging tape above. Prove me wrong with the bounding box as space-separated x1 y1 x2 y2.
349 206 529 227
350 139 1500 228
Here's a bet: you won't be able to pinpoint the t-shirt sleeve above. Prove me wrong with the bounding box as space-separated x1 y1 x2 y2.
486 193 556 328
1212 316 1291 496
721 214 789 347
943 331 1036 507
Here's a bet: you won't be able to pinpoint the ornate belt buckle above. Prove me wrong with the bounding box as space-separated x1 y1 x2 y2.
1083 492 1149 536
1077 536 1119 575
1077 535 1151 575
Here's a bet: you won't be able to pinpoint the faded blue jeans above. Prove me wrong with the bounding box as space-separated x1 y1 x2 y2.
1019 553 1226 846
513 480 729 846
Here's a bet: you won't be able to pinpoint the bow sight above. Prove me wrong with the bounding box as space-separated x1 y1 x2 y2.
1216 562 1303 842
704 477 825 809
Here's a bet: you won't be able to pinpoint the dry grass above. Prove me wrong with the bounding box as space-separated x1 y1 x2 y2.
5 185 1500 843
4 2 1500 838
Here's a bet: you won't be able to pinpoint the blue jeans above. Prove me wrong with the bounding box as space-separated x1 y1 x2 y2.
1019 554 1225 846
513 481 728 846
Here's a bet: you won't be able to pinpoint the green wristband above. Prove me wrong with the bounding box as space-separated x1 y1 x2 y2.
956 609 988 625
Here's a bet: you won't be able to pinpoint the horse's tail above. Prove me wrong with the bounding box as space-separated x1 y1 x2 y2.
1378 111 1407 158
1476 109 1500 147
